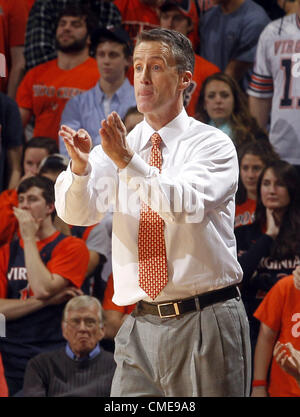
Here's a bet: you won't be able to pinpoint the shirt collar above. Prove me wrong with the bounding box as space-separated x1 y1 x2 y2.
140 108 189 152
65 343 101 361
95 78 130 103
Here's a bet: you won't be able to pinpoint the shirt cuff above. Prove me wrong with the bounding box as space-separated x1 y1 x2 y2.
119 152 157 186
68 161 92 191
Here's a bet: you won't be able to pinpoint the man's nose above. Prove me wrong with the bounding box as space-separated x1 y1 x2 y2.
140 67 151 84
102 55 111 64
62 22 73 31
31 164 40 175
78 319 89 330
165 17 173 29
19 200 29 210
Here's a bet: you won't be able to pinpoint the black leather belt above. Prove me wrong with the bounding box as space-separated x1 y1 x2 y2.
136 285 240 318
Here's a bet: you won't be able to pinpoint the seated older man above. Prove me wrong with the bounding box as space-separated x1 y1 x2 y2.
22 295 116 397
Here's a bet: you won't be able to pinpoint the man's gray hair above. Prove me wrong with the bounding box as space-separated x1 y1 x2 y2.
62 295 104 328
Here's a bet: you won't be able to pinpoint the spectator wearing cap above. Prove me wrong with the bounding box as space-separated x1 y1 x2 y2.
59 26 136 156
160 0 219 117
159 0 200 50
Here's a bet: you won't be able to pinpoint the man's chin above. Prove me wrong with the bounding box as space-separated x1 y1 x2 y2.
55 38 87 54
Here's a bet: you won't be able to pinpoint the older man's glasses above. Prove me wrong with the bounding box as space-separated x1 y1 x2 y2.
65 318 99 329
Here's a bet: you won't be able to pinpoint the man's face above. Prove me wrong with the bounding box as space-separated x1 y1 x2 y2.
96 41 130 83
133 41 186 119
62 305 104 358
160 8 192 36
56 15 89 53
18 187 54 223
23 148 49 176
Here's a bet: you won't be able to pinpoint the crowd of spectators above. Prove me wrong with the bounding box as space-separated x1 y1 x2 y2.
1 0 300 398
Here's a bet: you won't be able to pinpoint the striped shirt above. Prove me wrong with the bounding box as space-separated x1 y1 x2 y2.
24 0 121 70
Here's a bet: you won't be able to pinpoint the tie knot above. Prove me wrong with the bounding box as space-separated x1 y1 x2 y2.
151 133 162 147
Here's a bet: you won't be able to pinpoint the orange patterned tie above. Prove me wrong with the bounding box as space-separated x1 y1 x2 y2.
138 133 168 300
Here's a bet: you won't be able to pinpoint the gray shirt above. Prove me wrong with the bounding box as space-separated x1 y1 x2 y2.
199 0 270 71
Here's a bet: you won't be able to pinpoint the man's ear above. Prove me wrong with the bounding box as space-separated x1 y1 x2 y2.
47 203 55 216
98 325 105 342
187 21 194 35
86 34 91 48
61 321 68 340
179 71 192 91
125 56 133 73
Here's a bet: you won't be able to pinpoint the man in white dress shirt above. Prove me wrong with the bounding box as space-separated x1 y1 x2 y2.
55 28 251 397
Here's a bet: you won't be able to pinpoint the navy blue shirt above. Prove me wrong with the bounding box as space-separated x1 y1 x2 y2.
0 234 68 381
0 92 23 192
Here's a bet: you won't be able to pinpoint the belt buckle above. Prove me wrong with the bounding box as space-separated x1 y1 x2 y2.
157 302 180 318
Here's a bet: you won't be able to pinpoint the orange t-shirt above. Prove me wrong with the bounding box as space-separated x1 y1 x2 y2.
0 231 89 298
0 189 18 247
254 275 300 397
16 57 100 143
102 273 136 314
235 198 256 228
184 54 219 117
25 0 35 12
0 0 28 93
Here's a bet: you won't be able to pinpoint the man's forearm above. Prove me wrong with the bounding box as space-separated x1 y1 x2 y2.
7 46 25 99
23 238 62 299
225 60 252 82
6 146 23 189
0 297 47 321
248 95 272 129
252 323 277 396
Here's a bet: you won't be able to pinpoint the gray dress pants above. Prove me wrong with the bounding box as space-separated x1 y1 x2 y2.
110 297 251 397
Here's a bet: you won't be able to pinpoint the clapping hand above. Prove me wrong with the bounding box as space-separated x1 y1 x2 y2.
59 125 92 175
99 111 133 169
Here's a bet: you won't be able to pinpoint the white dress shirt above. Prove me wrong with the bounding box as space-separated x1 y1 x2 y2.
55 109 243 305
